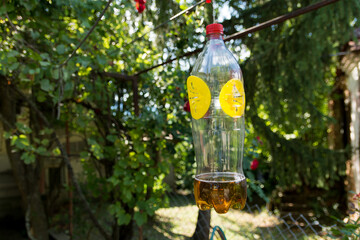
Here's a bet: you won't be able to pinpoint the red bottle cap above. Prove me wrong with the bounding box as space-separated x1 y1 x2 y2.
206 23 223 35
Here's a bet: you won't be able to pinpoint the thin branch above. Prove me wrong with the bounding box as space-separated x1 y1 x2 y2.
99 71 137 82
60 0 113 67
134 48 202 76
125 0 206 47
5 12 17 32
9 85 112 240
132 0 340 76
224 0 340 42
4 11 41 54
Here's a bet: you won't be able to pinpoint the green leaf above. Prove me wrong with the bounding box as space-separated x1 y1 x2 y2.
20 0 38 11
40 79 54 92
15 123 32 134
80 151 89 158
7 50 19 58
88 139 104 159
96 55 107 65
56 44 66 55
134 142 145 153
134 211 147 226
0 3 14 15
39 128 53 135
3 132 11 139
39 61 51 67
9 62 20 71
12 134 30 150
21 152 36 164
41 139 49 146
64 81 73 91
37 92 47 102
36 146 48 155
117 213 131 226
40 53 50 60
30 31 40 40
106 135 117 143
52 147 61 156
108 177 120 186
109 204 131 226
51 68 59 79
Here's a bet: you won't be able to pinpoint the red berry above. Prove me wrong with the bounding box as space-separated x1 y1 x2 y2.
138 0 146 4
250 159 259 170
183 101 190 112
206 0 212 3
136 3 146 13
256 136 263 145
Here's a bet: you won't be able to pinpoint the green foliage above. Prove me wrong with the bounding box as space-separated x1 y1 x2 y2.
1 0 359 236
220 0 360 188
243 128 269 202
329 193 360 239
4 124 57 164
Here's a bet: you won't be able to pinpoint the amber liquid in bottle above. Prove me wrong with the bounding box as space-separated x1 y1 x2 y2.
194 172 247 214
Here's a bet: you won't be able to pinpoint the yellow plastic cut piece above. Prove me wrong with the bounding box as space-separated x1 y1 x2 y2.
219 79 245 118
187 76 211 120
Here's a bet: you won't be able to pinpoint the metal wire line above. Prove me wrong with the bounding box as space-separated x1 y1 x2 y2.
132 0 340 77
125 0 207 47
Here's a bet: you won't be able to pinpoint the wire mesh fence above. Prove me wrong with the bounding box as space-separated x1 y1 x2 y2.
138 192 339 240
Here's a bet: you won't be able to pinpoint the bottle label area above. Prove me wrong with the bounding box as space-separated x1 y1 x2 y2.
187 76 211 120
219 79 246 118
187 76 246 119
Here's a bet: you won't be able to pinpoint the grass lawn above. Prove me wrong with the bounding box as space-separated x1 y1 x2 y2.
52 193 329 239
132 194 326 240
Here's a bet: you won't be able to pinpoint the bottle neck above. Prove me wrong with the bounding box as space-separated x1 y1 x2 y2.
206 33 225 45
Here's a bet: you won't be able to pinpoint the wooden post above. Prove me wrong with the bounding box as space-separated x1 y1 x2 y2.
192 210 211 240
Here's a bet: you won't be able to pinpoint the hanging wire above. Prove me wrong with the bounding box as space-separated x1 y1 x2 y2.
124 0 207 47
213 0 216 23
133 0 340 76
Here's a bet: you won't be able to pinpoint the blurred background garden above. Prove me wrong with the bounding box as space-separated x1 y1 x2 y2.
0 0 359 239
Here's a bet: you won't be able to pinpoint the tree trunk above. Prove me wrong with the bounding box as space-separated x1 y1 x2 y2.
192 210 211 240
0 77 49 240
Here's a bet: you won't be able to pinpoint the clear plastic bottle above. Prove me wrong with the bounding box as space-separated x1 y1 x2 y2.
187 23 247 214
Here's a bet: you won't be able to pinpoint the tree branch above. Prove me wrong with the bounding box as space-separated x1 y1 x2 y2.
124 0 206 47
132 0 340 76
224 0 340 42
4 11 41 54
60 0 113 67
99 71 137 82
